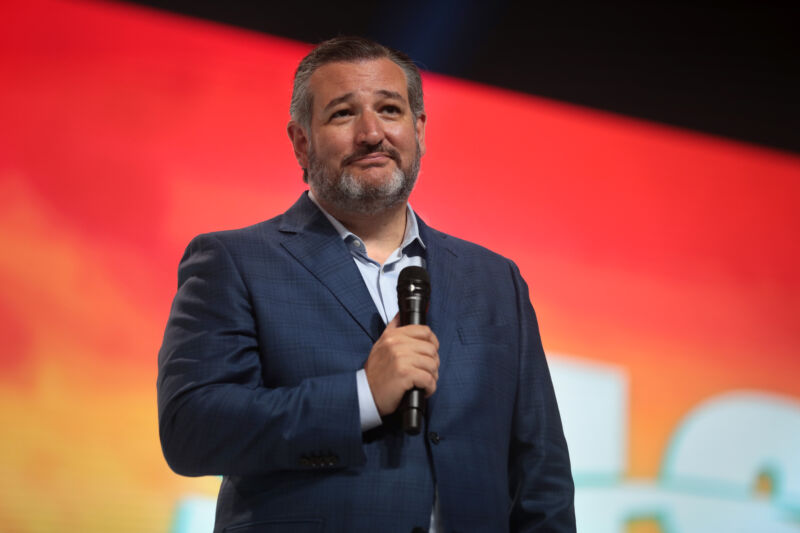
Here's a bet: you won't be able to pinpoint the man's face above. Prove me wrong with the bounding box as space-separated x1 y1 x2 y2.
288 58 426 215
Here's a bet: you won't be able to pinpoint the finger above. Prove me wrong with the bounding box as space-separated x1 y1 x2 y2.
412 371 437 398
407 350 439 375
386 313 401 329
380 327 438 354
429 331 439 351
396 337 439 360
397 325 439 348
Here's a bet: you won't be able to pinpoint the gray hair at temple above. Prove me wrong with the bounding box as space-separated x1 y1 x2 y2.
289 36 425 131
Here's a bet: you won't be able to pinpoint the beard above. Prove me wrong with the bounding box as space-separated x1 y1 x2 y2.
306 141 421 216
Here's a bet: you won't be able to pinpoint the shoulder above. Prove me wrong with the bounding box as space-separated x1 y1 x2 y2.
420 222 531 308
190 217 281 250
185 193 324 255
422 223 520 273
174 217 293 284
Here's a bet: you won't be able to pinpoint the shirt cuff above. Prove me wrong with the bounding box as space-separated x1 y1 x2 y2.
356 369 383 431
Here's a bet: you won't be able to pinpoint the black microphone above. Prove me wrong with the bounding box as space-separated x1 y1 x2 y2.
397 266 431 435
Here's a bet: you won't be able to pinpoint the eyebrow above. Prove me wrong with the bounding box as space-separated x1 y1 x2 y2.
322 90 406 112
376 89 404 101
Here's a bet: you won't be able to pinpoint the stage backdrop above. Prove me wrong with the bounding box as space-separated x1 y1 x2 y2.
2 1 799 532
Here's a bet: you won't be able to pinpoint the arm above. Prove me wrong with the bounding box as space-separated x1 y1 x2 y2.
157 234 365 476
508 261 576 532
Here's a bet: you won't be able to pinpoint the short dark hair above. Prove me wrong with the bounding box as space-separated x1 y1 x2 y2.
290 36 425 130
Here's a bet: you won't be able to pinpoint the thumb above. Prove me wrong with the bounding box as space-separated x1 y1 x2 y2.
386 313 401 328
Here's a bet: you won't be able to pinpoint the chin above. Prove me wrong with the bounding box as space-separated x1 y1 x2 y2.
308 151 419 215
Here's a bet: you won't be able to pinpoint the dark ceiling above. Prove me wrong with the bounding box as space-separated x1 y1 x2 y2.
128 1 799 154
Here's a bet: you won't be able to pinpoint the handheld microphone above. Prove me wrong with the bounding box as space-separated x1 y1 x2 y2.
396 266 431 435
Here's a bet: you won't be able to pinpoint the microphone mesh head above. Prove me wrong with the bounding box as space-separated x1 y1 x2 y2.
397 266 430 298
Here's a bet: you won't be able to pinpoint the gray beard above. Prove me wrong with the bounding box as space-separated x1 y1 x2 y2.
306 144 421 216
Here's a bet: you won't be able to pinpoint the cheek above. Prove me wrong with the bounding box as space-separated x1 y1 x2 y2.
387 126 418 150
312 132 351 160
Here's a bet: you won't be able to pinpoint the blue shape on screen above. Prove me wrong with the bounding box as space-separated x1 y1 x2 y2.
171 495 216 533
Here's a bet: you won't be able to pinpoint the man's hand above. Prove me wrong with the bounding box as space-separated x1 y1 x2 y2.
364 314 440 416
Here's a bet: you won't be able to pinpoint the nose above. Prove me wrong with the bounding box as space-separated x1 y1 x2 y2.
355 110 384 146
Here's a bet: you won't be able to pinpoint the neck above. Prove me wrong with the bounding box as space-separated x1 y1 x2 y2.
315 196 408 265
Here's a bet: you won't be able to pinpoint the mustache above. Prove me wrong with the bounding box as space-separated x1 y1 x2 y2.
342 144 401 166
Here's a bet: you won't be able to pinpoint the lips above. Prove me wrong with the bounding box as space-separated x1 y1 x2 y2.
343 147 401 166
351 153 391 164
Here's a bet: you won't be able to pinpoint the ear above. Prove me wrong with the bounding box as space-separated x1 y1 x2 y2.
287 121 310 169
415 112 427 156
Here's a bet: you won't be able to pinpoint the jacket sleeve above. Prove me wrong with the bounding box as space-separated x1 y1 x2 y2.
157 233 366 477
508 261 576 532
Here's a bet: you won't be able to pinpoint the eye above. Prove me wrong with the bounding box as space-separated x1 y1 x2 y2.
330 109 352 120
381 105 401 115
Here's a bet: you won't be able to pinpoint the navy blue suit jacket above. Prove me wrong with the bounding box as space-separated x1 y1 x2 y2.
158 193 575 532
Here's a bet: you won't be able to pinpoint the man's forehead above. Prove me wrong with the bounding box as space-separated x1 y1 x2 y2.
308 58 409 104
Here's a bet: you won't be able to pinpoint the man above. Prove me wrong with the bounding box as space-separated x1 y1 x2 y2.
158 36 575 532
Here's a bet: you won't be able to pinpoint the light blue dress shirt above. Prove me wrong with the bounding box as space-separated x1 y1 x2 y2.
308 192 441 531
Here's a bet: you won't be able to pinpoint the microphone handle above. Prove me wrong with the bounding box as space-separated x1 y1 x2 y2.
401 388 423 435
400 308 426 435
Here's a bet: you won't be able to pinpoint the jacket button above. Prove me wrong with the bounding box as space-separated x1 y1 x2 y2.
299 457 311 467
428 431 440 445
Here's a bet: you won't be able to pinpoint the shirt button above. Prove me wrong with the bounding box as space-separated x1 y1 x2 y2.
428 431 440 445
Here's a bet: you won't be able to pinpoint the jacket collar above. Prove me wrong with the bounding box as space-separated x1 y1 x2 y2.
278 193 385 341
277 193 461 379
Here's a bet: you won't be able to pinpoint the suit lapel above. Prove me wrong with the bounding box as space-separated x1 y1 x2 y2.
417 216 460 414
275 195 463 356
278 194 384 342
